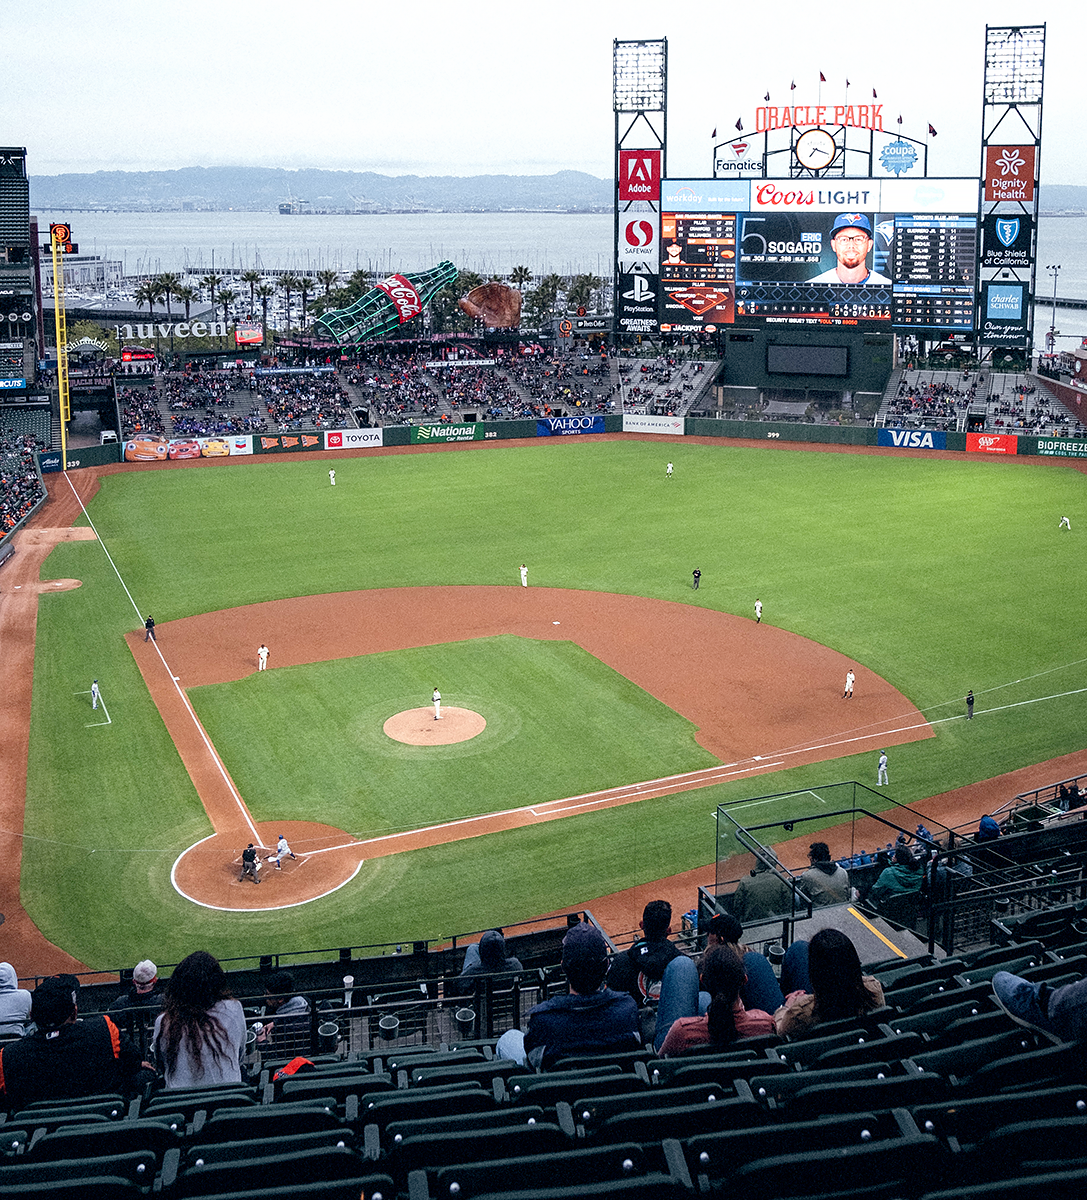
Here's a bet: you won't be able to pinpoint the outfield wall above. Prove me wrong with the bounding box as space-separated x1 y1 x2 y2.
39 413 1087 475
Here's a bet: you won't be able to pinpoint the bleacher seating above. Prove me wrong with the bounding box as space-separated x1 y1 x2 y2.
6 844 1087 1200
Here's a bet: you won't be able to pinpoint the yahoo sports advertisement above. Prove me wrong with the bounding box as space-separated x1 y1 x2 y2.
659 177 980 334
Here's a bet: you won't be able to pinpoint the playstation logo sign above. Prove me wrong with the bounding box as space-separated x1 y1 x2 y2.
623 275 656 304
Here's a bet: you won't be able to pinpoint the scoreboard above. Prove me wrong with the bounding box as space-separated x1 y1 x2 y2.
891 215 976 331
659 177 980 335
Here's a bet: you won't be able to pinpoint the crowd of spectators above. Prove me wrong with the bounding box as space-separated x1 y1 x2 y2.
884 374 975 427
0 427 46 536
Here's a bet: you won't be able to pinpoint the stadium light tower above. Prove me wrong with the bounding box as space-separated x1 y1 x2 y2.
613 39 667 344
978 25 1045 364
1045 263 1060 354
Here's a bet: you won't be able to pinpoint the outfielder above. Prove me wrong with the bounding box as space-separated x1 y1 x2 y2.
91 679 100 710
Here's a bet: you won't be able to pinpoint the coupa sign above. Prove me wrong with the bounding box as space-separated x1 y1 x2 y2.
537 415 604 437
114 321 228 339
877 428 947 450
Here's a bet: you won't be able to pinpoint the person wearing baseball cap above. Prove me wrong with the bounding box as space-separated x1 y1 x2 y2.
109 959 163 1014
809 212 890 285
0 977 153 1111
495 921 640 1069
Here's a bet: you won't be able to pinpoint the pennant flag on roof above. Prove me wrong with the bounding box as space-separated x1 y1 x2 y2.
928 124 938 137
711 128 717 138
819 72 826 82
735 117 743 132
873 88 878 99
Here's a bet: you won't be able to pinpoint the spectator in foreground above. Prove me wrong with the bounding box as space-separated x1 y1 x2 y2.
0 977 153 1111
774 928 884 1039
702 913 783 1013
656 945 775 1056
451 929 524 996
977 813 1002 841
109 959 164 1014
496 922 639 1069
0 962 32 1036
257 971 311 1053
867 844 923 913
992 971 1087 1043
731 857 796 923
152 951 247 1088
798 842 851 907
607 899 680 1009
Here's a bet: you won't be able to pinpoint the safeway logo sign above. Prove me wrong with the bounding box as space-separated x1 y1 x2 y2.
618 212 659 273
618 150 661 201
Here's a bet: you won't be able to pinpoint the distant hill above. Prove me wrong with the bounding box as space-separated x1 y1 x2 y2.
28 167 1085 215
1038 184 1087 213
29 167 614 213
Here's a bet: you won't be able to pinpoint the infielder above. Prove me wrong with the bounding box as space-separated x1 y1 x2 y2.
520 563 528 587
1059 516 1071 530
754 599 762 624
91 679 100 710
433 687 442 720
877 750 889 786
258 644 269 671
843 669 855 699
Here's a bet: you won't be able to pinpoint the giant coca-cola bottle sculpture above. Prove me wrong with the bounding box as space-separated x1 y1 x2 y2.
314 260 457 345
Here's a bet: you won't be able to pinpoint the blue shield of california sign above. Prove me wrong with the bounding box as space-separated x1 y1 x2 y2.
981 213 1032 269
996 218 1020 247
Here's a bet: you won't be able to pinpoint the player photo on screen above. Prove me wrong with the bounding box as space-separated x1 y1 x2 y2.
738 212 892 285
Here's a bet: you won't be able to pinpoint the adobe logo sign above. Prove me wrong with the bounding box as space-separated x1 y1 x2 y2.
984 146 1035 202
619 149 661 201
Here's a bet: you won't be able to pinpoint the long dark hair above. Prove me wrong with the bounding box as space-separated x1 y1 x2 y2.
807 928 874 1022
702 946 746 1046
156 951 235 1077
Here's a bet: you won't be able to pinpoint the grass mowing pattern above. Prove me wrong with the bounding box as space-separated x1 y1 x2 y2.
188 636 719 836
23 439 1087 965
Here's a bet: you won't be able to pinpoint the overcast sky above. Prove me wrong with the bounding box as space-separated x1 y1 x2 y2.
5 0 1077 184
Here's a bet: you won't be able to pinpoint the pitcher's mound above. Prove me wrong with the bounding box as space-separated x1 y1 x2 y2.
384 707 486 745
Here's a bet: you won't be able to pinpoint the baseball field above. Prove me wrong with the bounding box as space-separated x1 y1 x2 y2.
8 434 1087 970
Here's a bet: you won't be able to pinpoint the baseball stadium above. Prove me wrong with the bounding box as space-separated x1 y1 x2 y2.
2 21 1087 1200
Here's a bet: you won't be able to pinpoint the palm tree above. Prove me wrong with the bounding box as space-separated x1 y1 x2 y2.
509 265 532 292
134 278 164 318
241 269 261 317
173 284 197 320
567 273 603 313
317 268 339 297
278 274 302 333
256 283 276 332
156 272 183 322
200 273 223 316
217 288 237 329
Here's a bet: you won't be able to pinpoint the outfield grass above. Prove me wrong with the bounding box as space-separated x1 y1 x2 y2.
22 438 1087 966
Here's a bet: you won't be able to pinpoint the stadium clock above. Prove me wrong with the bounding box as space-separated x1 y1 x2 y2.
794 129 836 171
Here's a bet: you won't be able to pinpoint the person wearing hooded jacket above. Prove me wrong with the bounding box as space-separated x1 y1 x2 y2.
458 930 523 979
0 963 32 1036
798 842 851 907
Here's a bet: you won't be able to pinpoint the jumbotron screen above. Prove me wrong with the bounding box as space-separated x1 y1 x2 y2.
659 177 979 334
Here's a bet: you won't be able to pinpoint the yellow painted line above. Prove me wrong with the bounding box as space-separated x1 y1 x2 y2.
848 906 908 959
